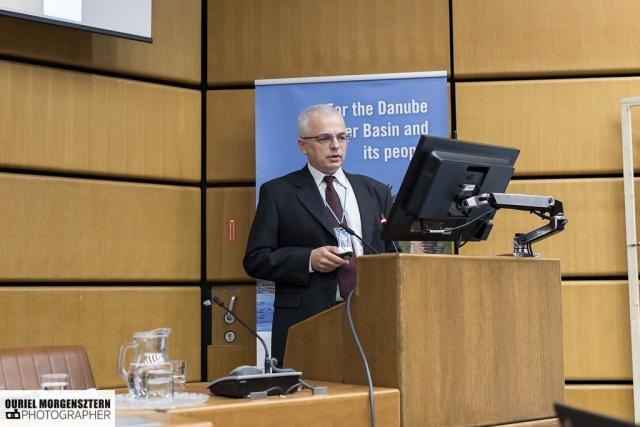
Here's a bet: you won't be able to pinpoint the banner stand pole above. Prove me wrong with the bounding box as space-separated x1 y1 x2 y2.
621 96 640 423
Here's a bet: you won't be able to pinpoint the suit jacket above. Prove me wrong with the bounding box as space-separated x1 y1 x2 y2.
243 166 397 364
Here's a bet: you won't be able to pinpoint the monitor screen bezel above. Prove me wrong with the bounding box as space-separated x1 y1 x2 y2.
0 4 152 43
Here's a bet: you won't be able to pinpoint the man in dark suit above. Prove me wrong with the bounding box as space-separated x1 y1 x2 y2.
244 104 397 365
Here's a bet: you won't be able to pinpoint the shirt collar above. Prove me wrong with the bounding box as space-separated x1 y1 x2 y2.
307 163 348 189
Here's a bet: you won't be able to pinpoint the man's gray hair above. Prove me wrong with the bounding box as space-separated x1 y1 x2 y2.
297 104 343 137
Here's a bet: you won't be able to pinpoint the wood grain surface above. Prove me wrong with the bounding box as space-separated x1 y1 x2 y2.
565 385 634 422
207 90 255 183
0 286 201 388
0 174 200 280
0 60 200 181
454 0 640 78
457 78 640 176
208 0 449 85
563 281 631 380
206 187 255 281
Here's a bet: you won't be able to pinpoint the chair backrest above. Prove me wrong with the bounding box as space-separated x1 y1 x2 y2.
0 345 96 390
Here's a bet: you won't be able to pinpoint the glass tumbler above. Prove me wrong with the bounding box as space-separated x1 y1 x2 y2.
40 373 69 390
171 360 187 391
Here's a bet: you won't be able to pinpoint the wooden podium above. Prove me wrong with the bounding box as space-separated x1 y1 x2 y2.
284 254 564 427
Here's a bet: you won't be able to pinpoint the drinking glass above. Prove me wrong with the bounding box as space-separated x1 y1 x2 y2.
171 360 187 391
40 373 69 390
145 363 173 399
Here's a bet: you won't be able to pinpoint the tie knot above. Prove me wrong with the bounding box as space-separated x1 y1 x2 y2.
323 175 335 185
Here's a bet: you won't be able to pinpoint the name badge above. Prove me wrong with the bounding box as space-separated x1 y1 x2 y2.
334 227 354 259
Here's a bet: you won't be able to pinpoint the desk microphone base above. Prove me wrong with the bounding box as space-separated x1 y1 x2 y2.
208 371 302 398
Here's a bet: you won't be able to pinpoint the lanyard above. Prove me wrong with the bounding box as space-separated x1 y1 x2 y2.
323 181 348 225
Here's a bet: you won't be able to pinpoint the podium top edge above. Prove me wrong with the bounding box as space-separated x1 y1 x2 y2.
360 253 561 262
362 252 558 258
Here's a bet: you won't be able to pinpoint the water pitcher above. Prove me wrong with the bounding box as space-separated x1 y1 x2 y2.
118 327 172 398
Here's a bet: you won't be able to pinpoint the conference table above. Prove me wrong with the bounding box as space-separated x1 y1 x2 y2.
115 381 401 427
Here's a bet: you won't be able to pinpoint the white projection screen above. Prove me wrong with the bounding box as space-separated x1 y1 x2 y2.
0 0 152 42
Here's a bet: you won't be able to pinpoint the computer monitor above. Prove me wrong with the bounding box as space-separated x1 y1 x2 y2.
0 0 153 42
381 135 519 243
554 403 637 427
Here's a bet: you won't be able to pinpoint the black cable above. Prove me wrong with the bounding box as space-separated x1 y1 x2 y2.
284 382 303 395
346 289 375 427
283 379 318 396
263 386 284 395
429 209 496 234
298 379 315 390
270 361 294 373
340 224 380 254
532 210 551 220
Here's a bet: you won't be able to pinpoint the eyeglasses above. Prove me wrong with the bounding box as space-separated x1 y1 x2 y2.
300 133 349 145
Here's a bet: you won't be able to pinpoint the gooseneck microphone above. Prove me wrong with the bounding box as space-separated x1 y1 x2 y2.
339 224 380 255
340 213 400 255
379 214 400 253
211 296 273 373
208 296 303 398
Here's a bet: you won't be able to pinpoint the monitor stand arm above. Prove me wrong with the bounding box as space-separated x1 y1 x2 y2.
462 193 568 257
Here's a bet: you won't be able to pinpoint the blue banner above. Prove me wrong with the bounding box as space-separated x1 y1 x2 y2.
254 72 448 332
255 72 448 197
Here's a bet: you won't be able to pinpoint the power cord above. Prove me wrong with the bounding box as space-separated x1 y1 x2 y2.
346 288 376 427
283 379 328 396
248 386 283 400
429 208 496 234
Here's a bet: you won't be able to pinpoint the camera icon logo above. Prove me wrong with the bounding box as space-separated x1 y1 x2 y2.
5 409 21 420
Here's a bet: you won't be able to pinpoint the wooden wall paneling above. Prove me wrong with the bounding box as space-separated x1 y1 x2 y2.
208 283 257 379
207 344 256 382
0 286 201 388
562 281 631 380
0 174 200 280
207 187 255 281
0 0 200 83
565 385 634 422
207 0 450 85
207 90 255 183
0 60 200 181
456 78 640 176
454 0 640 78
460 178 630 276
211 284 257 346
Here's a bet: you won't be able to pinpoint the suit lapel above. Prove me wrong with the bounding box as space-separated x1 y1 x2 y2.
293 167 336 238
348 173 375 253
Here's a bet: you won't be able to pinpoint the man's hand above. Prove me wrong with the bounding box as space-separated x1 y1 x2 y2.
310 246 349 273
